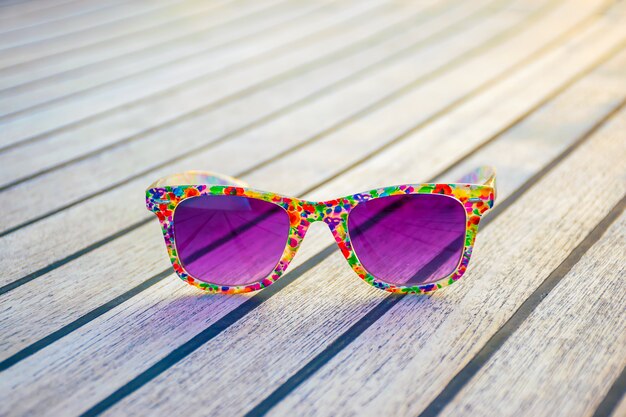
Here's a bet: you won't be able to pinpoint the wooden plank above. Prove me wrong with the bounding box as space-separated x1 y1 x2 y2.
0 0 504 233
0 0 445 152
1 9 623 416
0 0 180 49
1 0 604 236
0 0 280 89
436 209 625 417
0 0 237 68
0 0 325 103
0 0 375 117
108 59 625 417
0 0 467 184
0 0 126 34
247 14 625 198
0 0 81 21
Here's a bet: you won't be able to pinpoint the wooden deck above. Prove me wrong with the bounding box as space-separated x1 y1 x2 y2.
0 0 625 416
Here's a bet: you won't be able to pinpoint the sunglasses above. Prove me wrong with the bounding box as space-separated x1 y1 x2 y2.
146 166 496 295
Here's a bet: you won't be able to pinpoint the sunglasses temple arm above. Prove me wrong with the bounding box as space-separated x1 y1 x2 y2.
146 170 249 189
456 166 497 203
455 166 496 186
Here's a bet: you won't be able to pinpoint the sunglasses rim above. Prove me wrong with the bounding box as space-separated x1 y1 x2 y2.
345 192 468 287
146 182 494 295
171 194 292 287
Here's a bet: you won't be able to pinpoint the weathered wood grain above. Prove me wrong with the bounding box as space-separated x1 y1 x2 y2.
248 5 625 198
0 0 197 68
0 0 127 34
0 0 372 117
0 0 237 68
0 0 448 153
0 0 511 280
0 0 281 90
2 19 615 411
436 210 625 417
0 0 422 147
0 0 396 156
2 2 624 417
0 0 182 50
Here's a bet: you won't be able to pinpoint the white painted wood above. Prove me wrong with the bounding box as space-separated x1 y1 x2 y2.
0 0 553 234
0 0 498 219
0 0 443 150
0 0 82 23
248 3 625 198
0 0 238 68
0 0 184 50
0 0 391 128
0 0 281 89
437 212 626 417
0 0 376 116
2 3 624 416
0 0 127 34
1 14 624 416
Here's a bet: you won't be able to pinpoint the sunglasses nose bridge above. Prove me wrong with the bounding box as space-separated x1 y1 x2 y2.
318 200 351 238
296 199 350 223
294 200 331 223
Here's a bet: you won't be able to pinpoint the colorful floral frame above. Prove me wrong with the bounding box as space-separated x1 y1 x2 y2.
146 167 496 295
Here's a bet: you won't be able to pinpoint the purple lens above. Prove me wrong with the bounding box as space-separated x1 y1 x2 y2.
173 195 290 286
347 194 466 286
